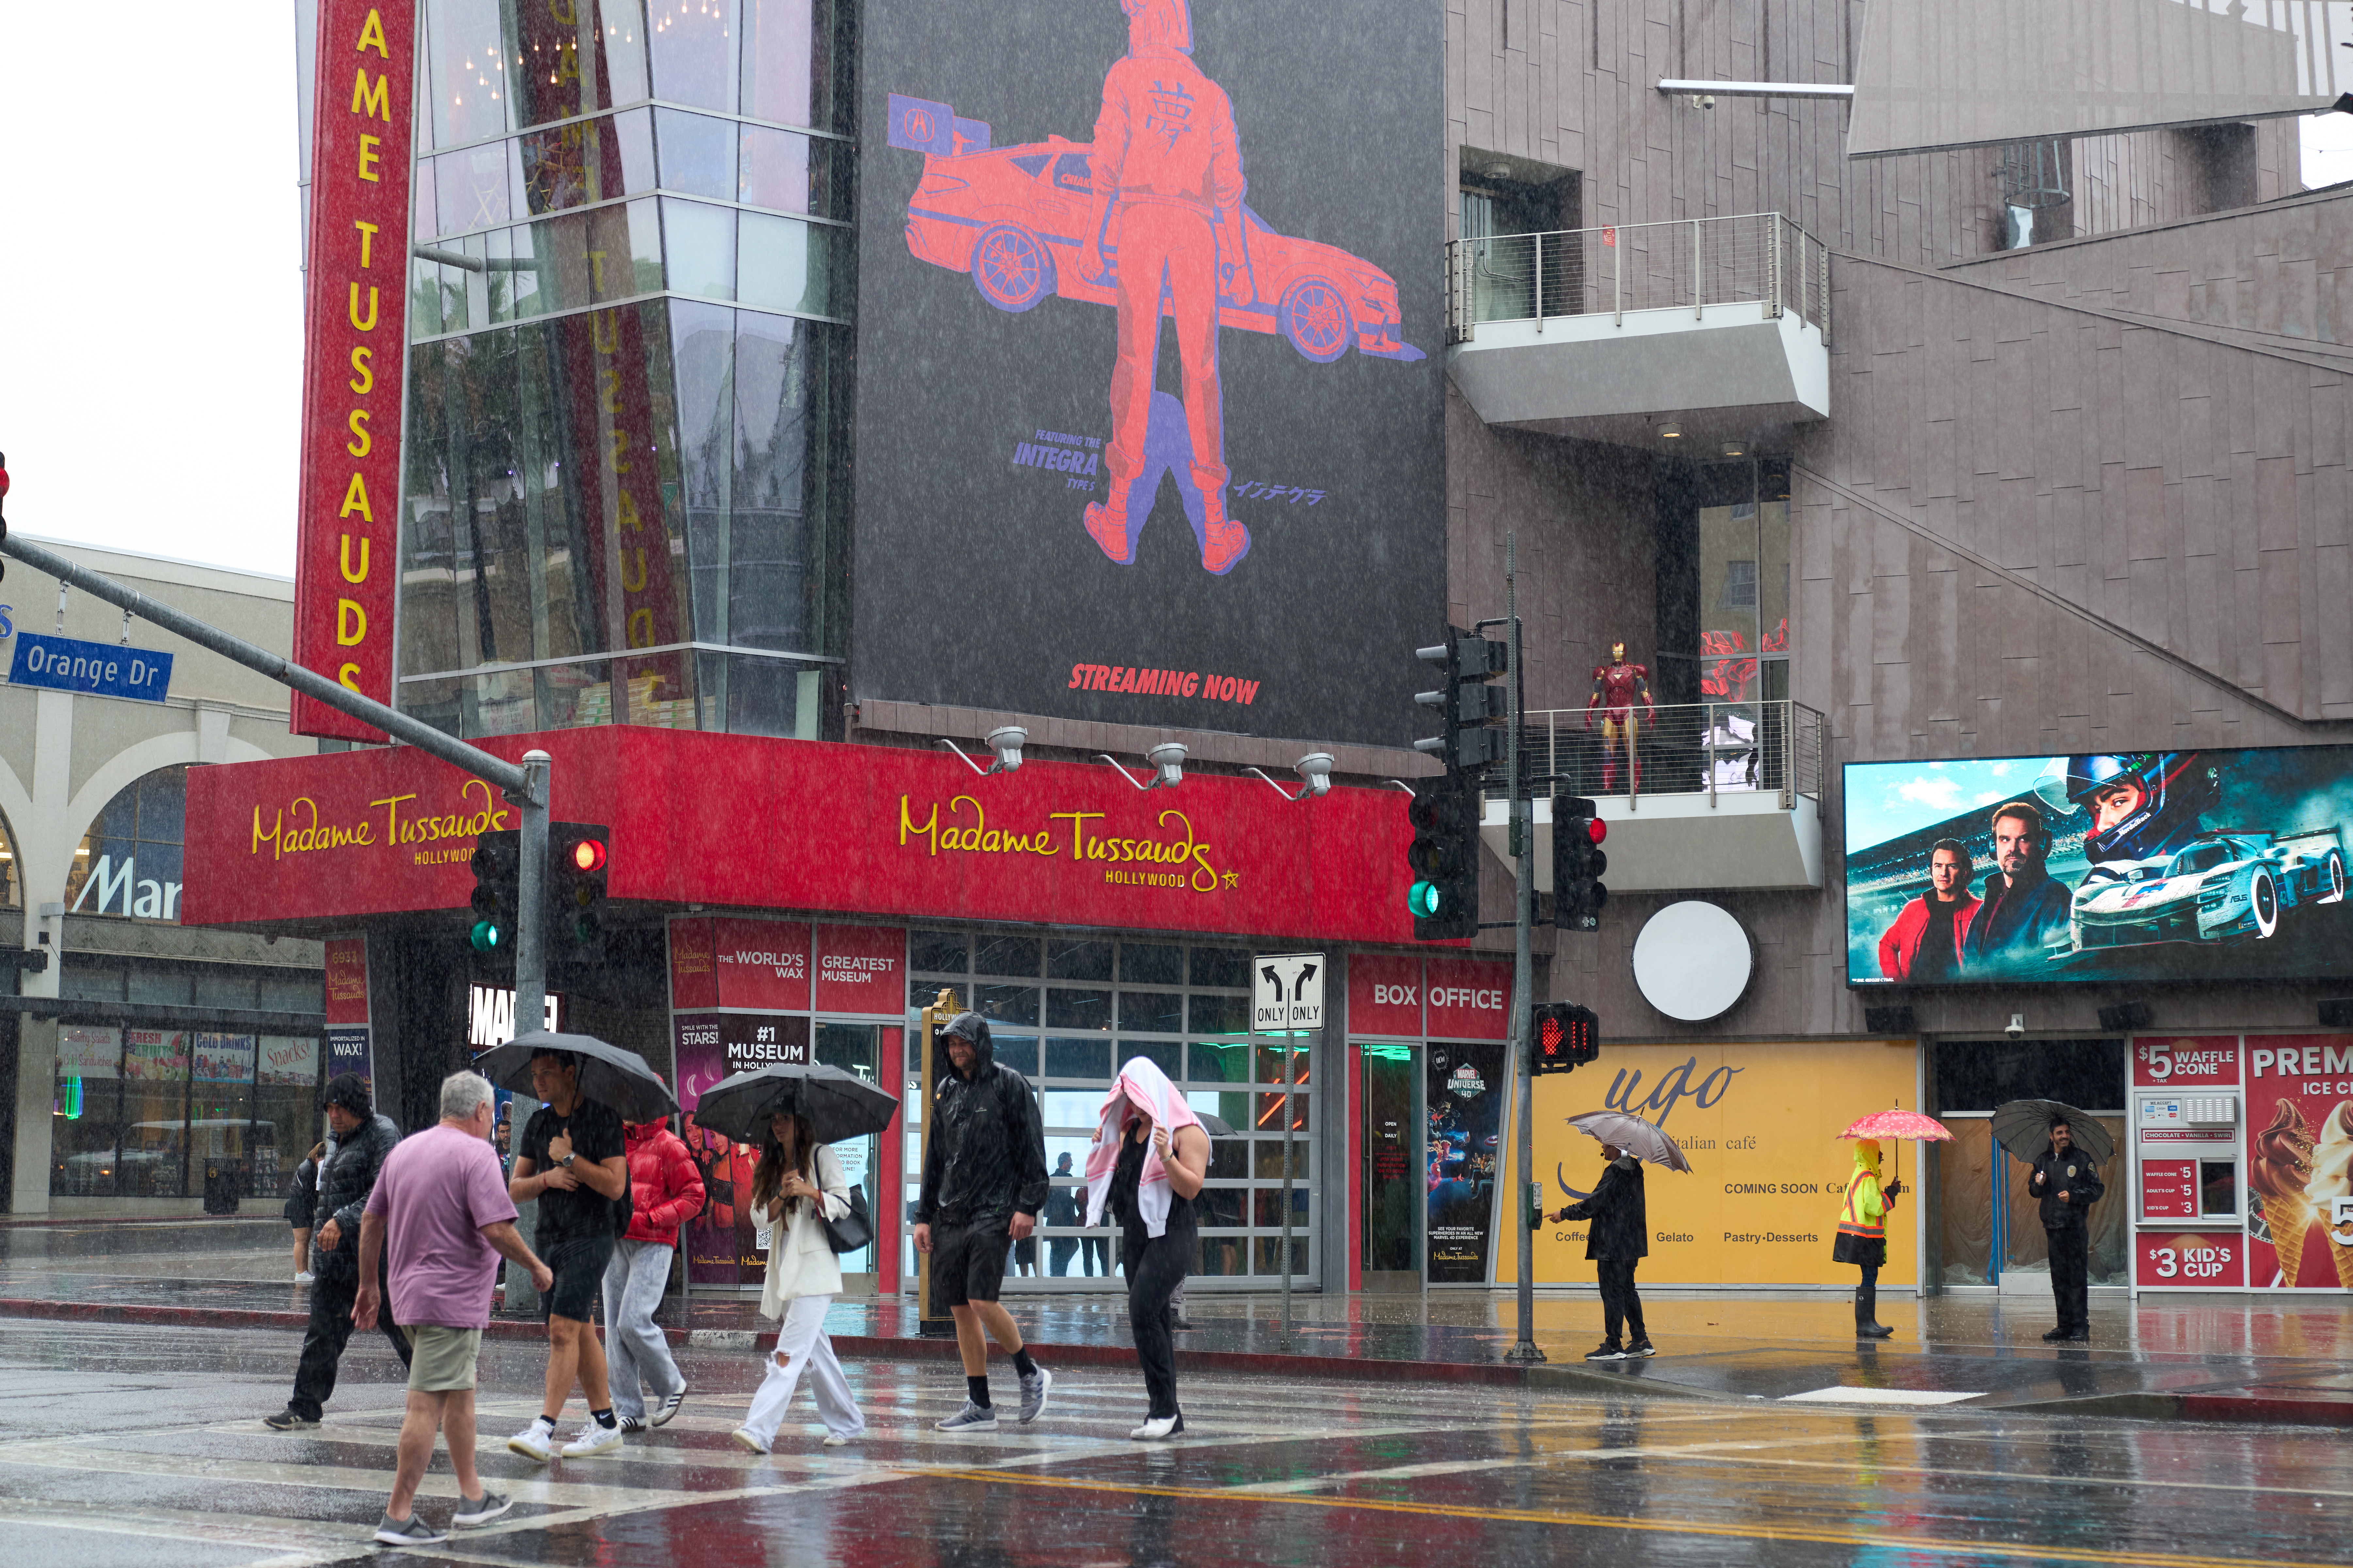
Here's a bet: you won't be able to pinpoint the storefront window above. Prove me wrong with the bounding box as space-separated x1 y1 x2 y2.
52 1026 123 1196
64 767 187 922
51 1026 323 1202
904 933 1311 1288
0 811 19 908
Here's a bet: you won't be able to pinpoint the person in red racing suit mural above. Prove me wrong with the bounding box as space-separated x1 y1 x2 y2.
1583 640 1657 794
1079 0 1252 576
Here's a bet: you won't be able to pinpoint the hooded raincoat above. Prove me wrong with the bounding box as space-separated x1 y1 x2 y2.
915 1014 1050 1229
1832 1140 1888 1267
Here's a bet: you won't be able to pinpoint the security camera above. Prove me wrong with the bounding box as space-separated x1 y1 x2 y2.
1293 752 1334 798
1148 742 1189 789
986 726 1027 774
2005 1014 2026 1038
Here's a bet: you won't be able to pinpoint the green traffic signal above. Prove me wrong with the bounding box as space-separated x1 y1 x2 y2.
1408 880 1442 917
469 918 505 952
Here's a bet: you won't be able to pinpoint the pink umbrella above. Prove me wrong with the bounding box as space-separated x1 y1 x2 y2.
1835 1105 1952 1191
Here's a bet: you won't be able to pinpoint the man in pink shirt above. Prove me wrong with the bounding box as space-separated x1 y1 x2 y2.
355 1072 552 1547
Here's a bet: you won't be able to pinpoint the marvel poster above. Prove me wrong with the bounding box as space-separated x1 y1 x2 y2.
1844 746 2353 986
1425 1040 1503 1284
850 0 1446 748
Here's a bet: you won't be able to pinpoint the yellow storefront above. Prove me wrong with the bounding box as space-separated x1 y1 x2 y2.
1499 1039 1921 1287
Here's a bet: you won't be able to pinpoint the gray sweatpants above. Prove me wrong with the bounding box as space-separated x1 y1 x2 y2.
601 1238 683 1420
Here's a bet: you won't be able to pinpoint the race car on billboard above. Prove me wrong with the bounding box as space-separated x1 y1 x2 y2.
886 93 1424 363
2069 829 2347 952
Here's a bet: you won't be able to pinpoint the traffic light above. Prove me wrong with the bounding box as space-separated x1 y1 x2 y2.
548 823 611 957
1532 1001 1600 1074
1405 777 1481 940
1552 793 1608 932
1413 628 1508 773
469 829 520 953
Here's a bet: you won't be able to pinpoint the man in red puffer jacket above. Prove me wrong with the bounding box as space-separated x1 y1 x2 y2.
601 1119 705 1432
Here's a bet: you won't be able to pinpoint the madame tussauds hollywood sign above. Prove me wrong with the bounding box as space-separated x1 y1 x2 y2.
897 793 1232 893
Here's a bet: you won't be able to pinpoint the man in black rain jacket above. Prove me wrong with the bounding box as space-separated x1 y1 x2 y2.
2030 1118 2105 1341
267 1075 410 1429
914 1013 1052 1430
1550 1144 1652 1361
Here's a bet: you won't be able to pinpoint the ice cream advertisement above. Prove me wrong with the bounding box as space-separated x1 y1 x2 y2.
2244 1034 2353 1290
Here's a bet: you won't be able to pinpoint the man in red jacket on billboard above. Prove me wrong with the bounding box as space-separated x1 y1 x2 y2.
602 1118 706 1432
1878 839 1979 983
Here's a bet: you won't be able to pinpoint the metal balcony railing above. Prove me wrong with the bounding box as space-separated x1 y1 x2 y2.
1491 699 1826 811
1446 213 1831 346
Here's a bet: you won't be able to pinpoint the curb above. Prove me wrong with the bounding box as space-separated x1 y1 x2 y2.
2002 1389 2353 1429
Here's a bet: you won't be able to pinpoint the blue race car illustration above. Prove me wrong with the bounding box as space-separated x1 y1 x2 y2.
2069 828 2347 951
889 95 1424 363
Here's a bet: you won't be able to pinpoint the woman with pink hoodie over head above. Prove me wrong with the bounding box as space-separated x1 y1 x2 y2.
1086 1057 1210 1439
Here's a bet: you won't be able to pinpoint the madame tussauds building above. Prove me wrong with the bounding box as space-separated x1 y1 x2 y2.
162 0 2353 1308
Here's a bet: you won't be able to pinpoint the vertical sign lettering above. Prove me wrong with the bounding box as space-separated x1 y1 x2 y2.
292 3 415 740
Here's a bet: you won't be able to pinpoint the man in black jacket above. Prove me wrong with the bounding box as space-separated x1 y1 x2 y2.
1961 801 2074 973
2031 1118 2105 1341
915 1013 1051 1431
1550 1143 1652 1361
267 1075 410 1429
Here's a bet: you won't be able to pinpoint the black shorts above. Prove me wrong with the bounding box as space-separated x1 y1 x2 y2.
540 1232 615 1322
933 1220 1012 1308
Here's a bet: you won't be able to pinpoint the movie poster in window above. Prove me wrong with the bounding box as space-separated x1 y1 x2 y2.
1425 1040 1502 1284
851 0 1445 747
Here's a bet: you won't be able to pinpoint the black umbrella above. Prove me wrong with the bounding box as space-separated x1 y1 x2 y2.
474 1030 680 1124
692 1063 901 1148
1196 1111 1235 1137
1989 1098 2115 1166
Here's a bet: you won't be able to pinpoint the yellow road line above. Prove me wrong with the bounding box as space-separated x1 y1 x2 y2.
902 1466 2312 1568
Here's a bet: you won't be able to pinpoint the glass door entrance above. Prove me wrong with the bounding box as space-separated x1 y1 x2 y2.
1361 1043 1420 1290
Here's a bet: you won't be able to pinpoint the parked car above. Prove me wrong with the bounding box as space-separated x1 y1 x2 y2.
897 128 1423 364
2070 829 2347 951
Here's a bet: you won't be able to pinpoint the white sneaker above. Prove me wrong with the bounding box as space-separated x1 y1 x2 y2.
1129 1412 1185 1440
507 1420 557 1461
560 1419 624 1458
822 1429 860 1447
294 1272 314 1285
730 1426 771 1454
651 1387 687 1427
935 1400 999 1432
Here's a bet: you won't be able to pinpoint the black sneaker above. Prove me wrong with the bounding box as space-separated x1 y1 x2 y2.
264 1408 319 1432
1584 1341 1626 1361
2040 1327 2071 1342
1624 1339 1656 1358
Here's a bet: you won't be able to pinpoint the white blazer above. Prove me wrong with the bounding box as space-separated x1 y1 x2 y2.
760 1142 851 1317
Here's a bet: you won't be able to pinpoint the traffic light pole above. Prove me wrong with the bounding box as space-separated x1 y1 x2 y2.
0 531 553 1015
1499 532 1545 1365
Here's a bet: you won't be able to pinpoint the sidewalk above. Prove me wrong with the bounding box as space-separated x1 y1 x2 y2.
4 1222 2348 1427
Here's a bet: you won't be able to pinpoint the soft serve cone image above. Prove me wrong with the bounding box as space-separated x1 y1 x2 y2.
2302 1101 2353 1290
2251 1098 2317 1287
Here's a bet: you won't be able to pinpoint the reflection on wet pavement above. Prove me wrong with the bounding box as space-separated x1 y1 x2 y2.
0 1319 2346 1568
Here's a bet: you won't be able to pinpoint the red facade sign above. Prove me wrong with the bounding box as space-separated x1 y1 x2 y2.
181 729 1421 948
1424 956 1511 1040
2132 1035 2242 1087
324 936 371 1025
710 917 811 1012
293 1 415 741
2134 1229 2244 1288
1347 953 1423 1037
816 924 906 1016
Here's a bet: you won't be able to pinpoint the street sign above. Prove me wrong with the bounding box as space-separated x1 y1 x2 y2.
1253 952 1326 1033
8 631 173 703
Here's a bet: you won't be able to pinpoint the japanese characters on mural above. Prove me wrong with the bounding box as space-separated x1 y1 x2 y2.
851 0 1445 747
1845 745 2353 986
293 0 414 740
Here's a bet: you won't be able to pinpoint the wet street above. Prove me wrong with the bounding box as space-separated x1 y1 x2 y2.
0 1317 2345 1568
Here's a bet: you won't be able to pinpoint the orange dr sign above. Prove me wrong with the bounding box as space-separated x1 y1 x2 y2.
1499 1040 1920 1287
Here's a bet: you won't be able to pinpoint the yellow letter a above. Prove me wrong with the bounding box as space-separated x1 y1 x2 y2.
355 8 390 57
339 472 375 522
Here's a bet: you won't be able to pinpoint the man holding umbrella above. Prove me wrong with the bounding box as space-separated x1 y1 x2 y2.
1548 1119 1669 1361
2031 1117 2104 1342
506 1047 632 1459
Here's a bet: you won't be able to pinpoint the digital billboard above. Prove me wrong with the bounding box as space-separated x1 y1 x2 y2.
850 0 1446 749
1845 748 2353 986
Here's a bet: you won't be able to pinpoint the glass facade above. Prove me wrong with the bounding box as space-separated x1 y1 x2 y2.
63 768 187 921
53 1027 325 1202
903 932 1317 1288
399 0 852 740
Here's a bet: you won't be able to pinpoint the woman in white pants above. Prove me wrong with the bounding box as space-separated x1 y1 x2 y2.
732 1109 863 1453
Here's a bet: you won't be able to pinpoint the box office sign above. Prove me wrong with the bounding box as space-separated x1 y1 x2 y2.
1499 1039 1921 1287
183 731 1417 947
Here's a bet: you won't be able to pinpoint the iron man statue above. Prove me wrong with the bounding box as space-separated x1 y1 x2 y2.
1583 640 1656 794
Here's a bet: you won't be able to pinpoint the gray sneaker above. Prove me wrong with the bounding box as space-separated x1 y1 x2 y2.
1016 1364 1053 1424
451 1490 513 1527
935 1400 999 1432
374 1512 448 1546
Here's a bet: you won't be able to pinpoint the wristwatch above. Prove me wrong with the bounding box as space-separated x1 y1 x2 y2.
557 1154 576 1168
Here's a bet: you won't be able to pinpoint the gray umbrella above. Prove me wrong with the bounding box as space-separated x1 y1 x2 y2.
692 1063 901 1147
1990 1098 2114 1166
1566 1111 1694 1173
473 1030 680 1124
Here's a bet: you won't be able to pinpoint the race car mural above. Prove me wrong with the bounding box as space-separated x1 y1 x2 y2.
886 94 1425 365
2070 830 2347 951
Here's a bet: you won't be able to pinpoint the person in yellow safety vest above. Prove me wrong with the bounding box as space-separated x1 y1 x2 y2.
1832 1139 1902 1338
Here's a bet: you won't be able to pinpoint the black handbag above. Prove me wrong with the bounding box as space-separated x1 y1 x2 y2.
822 1184 873 1255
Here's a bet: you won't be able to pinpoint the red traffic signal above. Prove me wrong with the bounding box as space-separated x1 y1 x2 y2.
1531 1001 1600 1074
570 837 608 872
